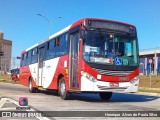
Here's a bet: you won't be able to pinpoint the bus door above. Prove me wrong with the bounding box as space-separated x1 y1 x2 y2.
38 47 45 87
69 32 79 89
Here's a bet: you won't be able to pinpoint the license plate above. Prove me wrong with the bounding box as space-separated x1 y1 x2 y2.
109 82 119 87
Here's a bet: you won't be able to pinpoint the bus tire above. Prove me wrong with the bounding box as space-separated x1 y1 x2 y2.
59 77 70 100
29 78 37 93
99 92 112 101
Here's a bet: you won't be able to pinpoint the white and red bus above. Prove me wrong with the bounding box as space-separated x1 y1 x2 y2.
19 18 139 100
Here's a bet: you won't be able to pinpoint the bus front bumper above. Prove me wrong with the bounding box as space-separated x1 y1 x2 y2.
80 76 139 93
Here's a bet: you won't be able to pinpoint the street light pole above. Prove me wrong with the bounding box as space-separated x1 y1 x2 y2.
37 14 61 37
37 14 51 37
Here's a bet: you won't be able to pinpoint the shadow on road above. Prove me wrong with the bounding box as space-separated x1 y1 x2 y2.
111 93 160 102
41 90 160 103
66 92 160 102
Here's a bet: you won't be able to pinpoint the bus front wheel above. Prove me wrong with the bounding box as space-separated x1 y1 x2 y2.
99 92 112 101
29 78 37 93
59 78 70 100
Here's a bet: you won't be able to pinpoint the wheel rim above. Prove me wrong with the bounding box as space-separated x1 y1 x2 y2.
60 81 65 95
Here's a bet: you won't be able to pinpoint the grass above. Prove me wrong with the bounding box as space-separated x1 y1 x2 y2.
0 74 11 79
139 76 160 93
139 76 160 88
0 79 19 84
138 89 160 93
0 74 19 84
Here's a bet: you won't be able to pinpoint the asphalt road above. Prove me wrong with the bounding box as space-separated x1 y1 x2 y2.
0 82 160 120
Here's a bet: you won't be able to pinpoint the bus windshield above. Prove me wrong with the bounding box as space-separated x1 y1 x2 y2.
83 30 139 66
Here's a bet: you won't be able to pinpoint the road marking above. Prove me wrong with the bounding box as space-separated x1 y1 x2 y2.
0 98 7 108
0 107 16 110
0 97 51 120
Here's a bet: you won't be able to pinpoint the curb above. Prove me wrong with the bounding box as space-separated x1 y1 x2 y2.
138 87 160 96
139 87 160 91
0 80 19 85
138 92 160 96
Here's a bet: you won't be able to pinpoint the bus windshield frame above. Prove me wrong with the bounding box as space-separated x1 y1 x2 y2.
83 29 139 67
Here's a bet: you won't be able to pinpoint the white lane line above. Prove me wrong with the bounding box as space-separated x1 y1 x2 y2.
0 98 7 108
0 107 16 110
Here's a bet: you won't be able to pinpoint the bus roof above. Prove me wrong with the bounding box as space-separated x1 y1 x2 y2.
24 25 71 53
22 18 135 53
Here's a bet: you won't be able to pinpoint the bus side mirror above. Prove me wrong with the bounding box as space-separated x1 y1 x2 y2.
80 29 85 39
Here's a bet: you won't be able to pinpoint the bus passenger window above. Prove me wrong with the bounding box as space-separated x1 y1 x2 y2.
57 39 60 46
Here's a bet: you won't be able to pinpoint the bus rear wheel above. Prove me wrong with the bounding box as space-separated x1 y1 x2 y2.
59 77 70 100
99 92 112 101
29 78 37 93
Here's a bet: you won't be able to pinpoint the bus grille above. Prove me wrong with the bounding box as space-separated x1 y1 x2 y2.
93 68 133 76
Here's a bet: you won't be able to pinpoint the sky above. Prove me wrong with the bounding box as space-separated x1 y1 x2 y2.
0 0 160 63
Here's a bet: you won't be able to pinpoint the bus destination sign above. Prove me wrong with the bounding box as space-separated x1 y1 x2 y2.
85 20 135 34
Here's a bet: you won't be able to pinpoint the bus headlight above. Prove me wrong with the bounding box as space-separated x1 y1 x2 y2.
130 76 139 84
81 71 97 82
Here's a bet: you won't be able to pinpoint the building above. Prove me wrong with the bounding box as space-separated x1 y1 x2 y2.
0 32 12 73
139 48 160 76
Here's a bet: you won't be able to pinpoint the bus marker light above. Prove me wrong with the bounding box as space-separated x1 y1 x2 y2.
110 34 113 38
65 68 68 75
97 74 101 79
